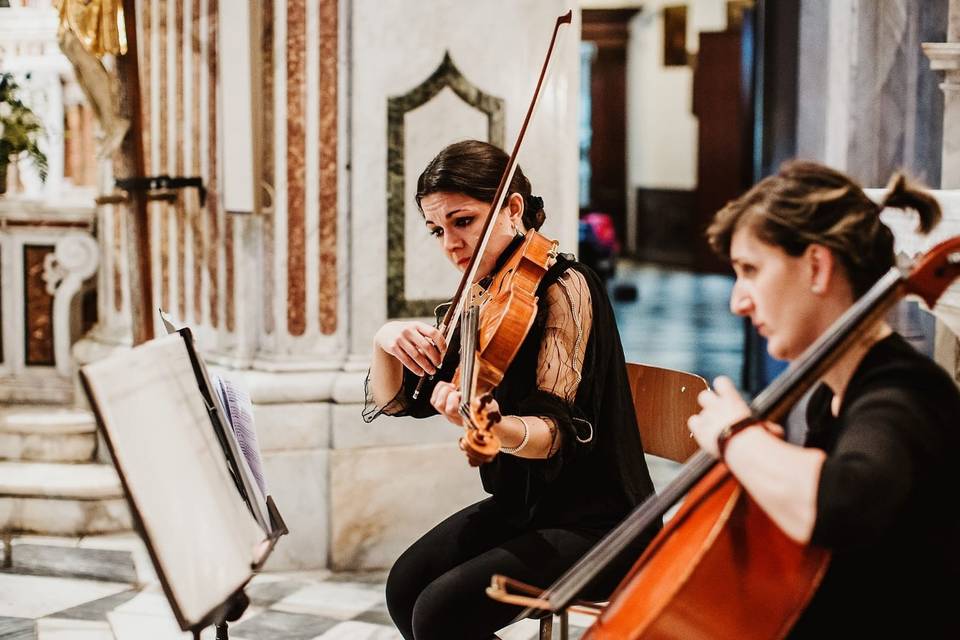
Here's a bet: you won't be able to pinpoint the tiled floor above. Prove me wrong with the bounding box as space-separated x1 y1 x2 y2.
0 534 569 640
612 261 742 387
0 264 741 639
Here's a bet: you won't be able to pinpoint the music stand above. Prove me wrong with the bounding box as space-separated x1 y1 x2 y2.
79 326 287 639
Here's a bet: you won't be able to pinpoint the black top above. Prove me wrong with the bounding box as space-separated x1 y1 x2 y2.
788 333 960 638
372 253 657 535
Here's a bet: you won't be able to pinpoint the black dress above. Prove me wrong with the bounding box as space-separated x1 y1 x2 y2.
788 333 960 639
366 251 658 640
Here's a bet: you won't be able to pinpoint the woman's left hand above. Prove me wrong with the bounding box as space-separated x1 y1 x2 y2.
687 376 752 458
430 381 465 427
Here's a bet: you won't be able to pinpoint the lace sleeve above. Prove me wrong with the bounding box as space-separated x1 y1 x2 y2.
538 269 593 402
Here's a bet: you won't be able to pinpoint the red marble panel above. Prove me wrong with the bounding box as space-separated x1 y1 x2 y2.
207 0 219 328
286 0 307 336
261 0 275 335
140 0 152 178
192 0 203 322
158 0 170 312
318 0 338 335
176 0 186 317
0 246 3 363
23 245 55 366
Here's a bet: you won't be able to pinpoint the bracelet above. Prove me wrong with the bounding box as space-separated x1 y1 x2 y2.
716 416 760 460
501 416 531 455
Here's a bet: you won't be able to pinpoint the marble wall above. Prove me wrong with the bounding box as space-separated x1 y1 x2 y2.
797 0 948 187
75 0 580 572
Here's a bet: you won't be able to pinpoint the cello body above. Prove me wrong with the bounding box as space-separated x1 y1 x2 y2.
584 465 828 640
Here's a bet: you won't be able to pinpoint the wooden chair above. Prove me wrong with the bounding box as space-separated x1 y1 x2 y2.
535 363 708 639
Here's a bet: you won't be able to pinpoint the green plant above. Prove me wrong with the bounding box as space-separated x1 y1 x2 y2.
0 72 48 182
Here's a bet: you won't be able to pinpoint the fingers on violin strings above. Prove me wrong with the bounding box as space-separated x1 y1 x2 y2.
444 389 462 418
430 381 451 409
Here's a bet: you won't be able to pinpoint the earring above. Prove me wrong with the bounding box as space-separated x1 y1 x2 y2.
811 284 823 294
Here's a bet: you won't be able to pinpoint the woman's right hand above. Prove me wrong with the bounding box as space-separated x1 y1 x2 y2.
374 321 446 376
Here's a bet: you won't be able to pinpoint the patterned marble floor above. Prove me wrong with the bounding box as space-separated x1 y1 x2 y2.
0 533 600 640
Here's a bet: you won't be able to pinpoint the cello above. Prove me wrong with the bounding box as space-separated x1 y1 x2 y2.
488 234 960 637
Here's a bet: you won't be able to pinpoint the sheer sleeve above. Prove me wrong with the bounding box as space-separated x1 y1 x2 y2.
538 269 592 402
520 269 594 466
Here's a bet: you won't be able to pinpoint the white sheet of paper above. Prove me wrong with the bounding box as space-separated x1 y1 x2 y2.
82 334 265 628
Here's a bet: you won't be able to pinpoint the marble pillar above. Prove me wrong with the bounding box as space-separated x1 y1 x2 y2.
799 0 947 187
923 0 960 383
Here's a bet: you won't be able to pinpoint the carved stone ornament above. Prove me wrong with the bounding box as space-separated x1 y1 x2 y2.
386 52 505 318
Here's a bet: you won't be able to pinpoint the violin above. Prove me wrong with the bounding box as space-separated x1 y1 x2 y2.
416 11 572 465
488 235 960 638
453 230 559 466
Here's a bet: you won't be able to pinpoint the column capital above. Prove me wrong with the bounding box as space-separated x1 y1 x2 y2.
923 42 960 70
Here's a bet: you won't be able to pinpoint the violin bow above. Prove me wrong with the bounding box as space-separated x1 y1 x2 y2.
412 9 573 399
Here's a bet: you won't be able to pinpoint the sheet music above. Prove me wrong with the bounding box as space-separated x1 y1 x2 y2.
157 309 272 533
81 335 265 628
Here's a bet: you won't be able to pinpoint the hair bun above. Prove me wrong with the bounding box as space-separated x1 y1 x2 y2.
523 194 546 230
880 171 941 234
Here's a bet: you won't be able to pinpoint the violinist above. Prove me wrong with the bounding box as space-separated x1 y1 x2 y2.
688 161 960 638
365 140 659 640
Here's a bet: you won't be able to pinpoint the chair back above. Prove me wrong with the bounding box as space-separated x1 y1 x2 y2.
626 362 707 463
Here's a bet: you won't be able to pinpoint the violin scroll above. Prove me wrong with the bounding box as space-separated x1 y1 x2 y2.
459 393 502 467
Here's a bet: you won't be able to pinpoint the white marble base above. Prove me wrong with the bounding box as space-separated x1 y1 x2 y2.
254 402 331 452
0 496 131 536
331 404 462 449
0 407 97 462
0 461 122 498
328 442 487 571
261 450 330 571
0 431 95 463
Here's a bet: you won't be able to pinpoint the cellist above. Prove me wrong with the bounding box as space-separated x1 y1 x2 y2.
688 160 960 638
364 140 659 640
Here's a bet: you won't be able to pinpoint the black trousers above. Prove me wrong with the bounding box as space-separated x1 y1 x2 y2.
385 497 648 640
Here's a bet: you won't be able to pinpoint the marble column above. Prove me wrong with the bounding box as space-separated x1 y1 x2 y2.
923 0 960 383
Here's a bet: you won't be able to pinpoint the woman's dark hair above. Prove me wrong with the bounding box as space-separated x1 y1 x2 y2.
706 160 941 297
416 140 547 231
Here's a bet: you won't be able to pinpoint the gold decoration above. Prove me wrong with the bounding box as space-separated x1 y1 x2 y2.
56 0 128 58
56 0 130 158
